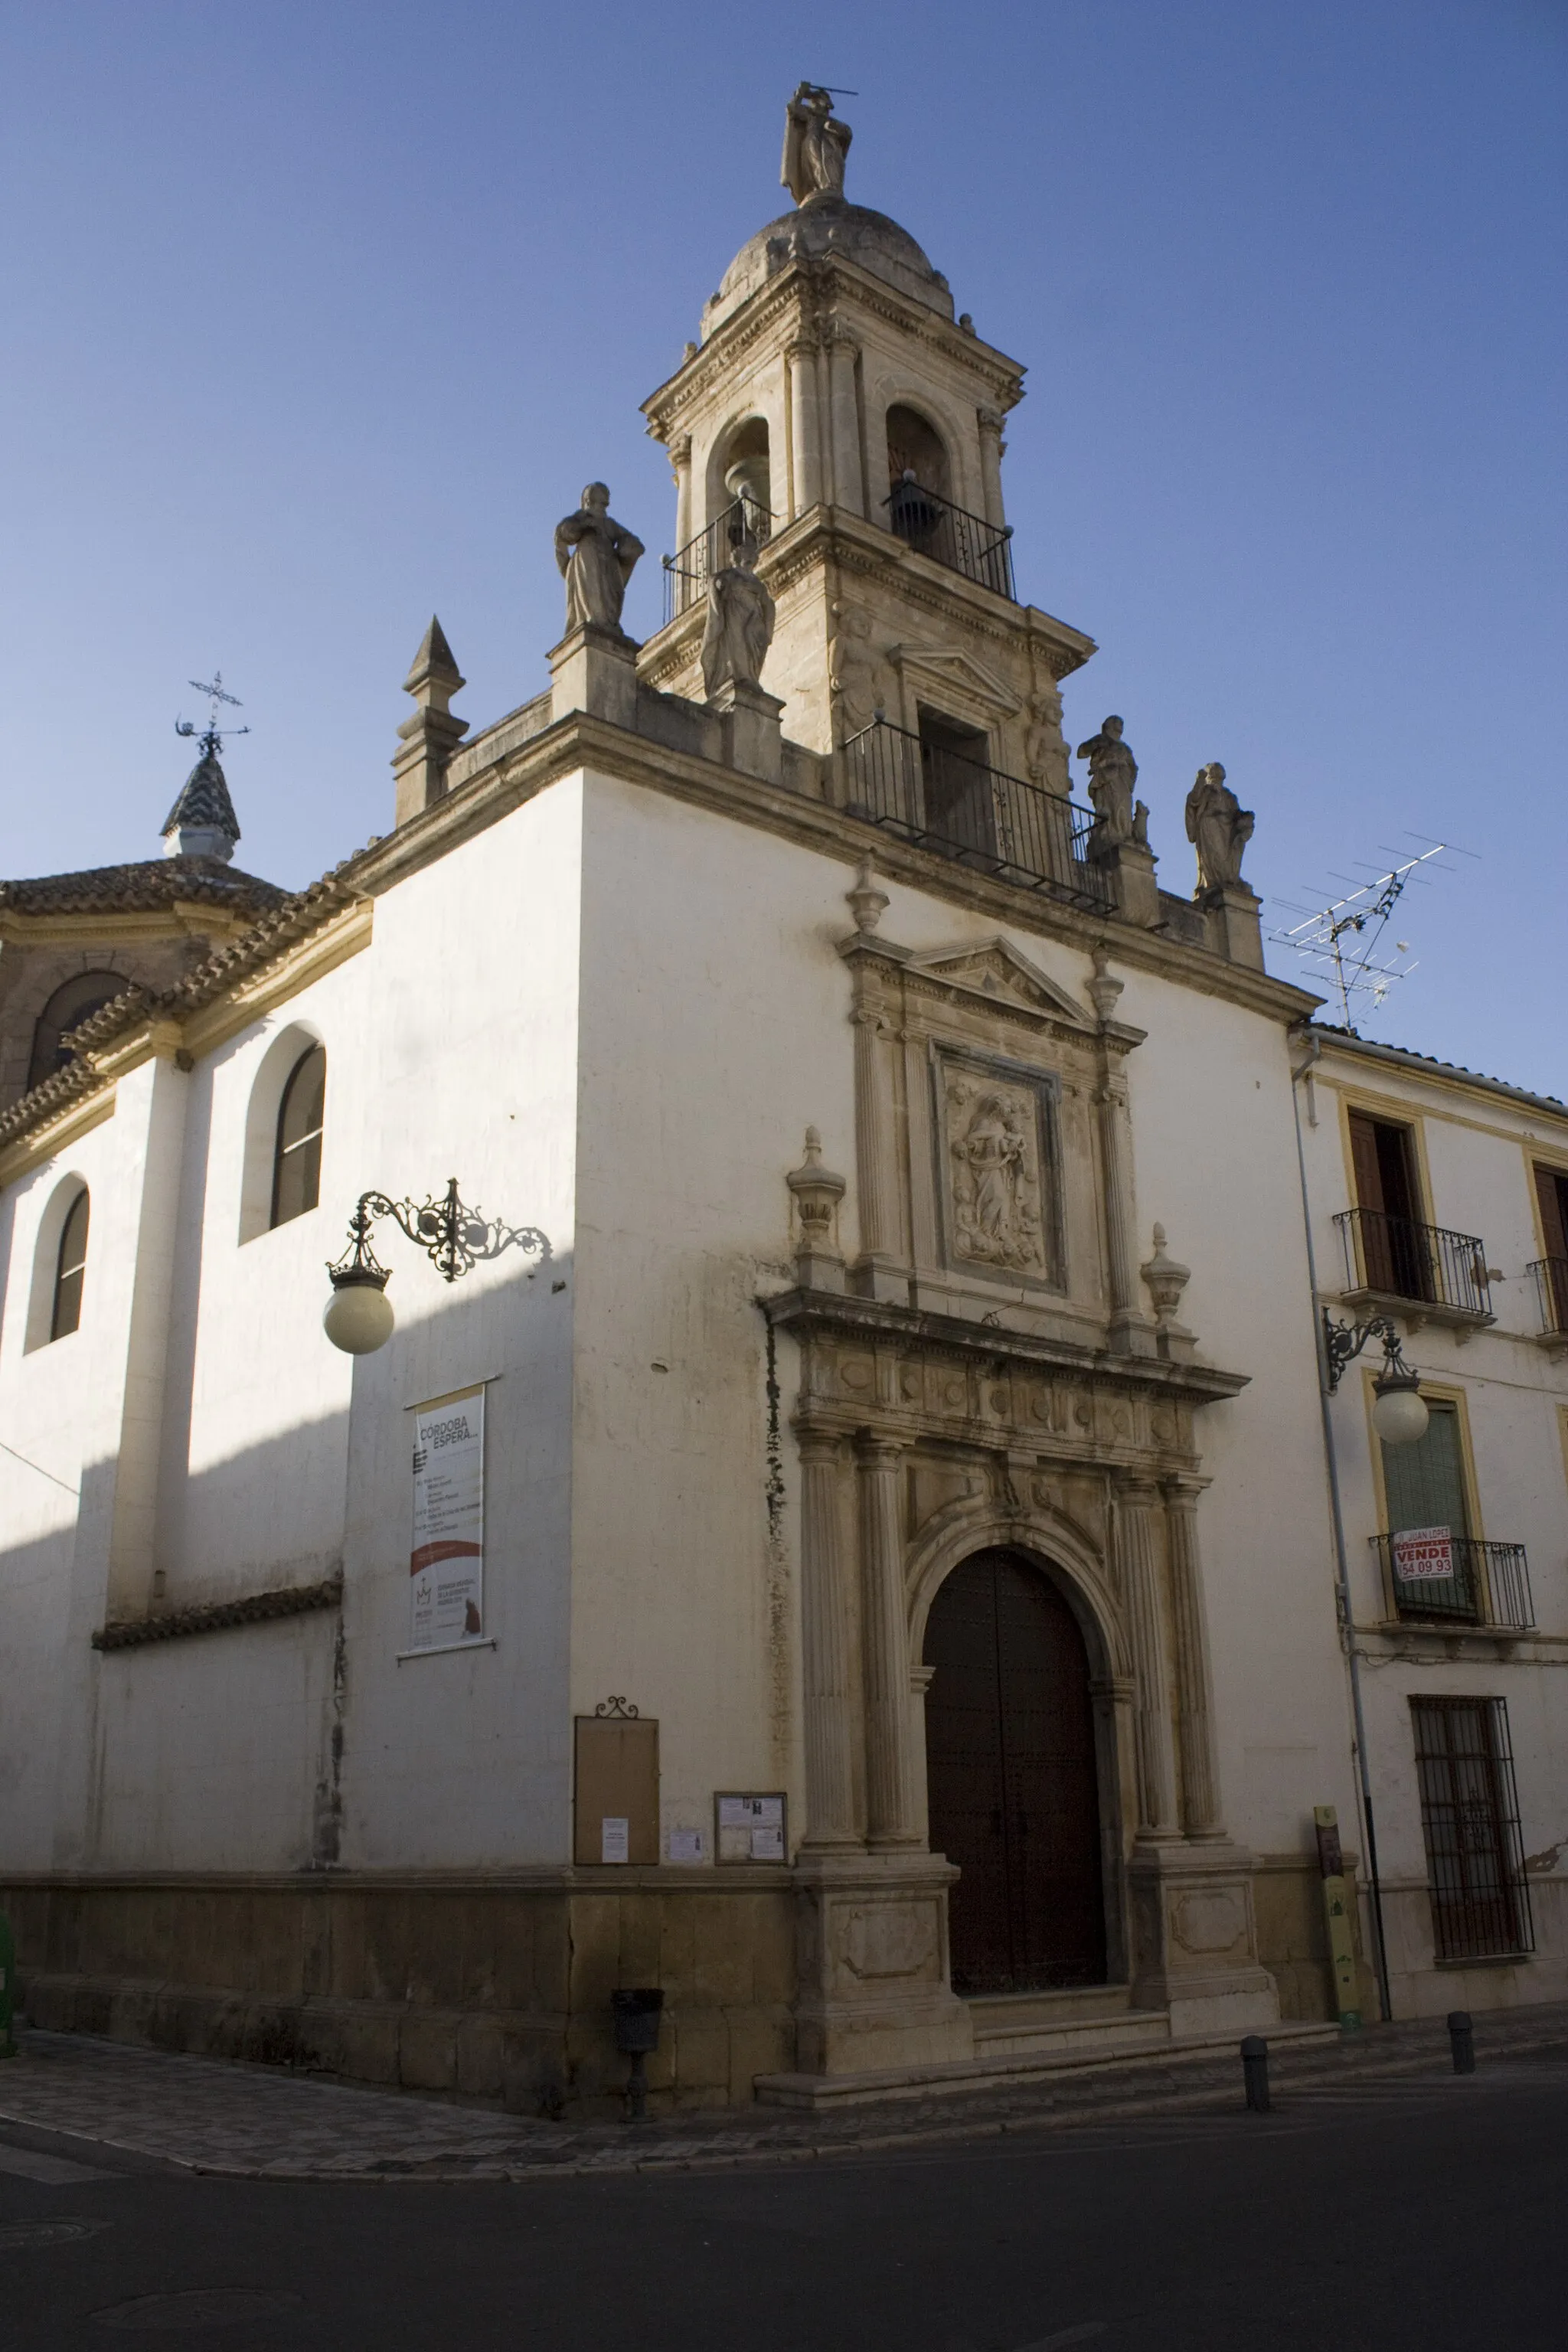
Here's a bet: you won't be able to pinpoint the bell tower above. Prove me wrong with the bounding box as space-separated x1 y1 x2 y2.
639 87 1096 825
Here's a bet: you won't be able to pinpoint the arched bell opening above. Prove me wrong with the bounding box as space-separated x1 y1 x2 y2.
707 415 773 551
923 1546 1119 1996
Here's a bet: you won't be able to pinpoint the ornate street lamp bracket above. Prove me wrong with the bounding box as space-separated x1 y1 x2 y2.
328 1177 550 1289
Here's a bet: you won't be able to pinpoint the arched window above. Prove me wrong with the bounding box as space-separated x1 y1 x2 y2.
51 1187 90 1341
270 1044 325 1228
28 972 125 1093
717 416 772 542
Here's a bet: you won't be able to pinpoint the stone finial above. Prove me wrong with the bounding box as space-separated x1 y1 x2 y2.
393 616 467 828
786 1127 847 1292
846 860 889 936
1086 946 1124 1023
1141 1224 1194 1360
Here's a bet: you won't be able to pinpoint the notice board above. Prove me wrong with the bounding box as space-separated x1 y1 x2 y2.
573 1717 660 1865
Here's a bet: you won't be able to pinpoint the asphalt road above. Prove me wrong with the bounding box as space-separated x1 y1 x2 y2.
5 2060 1565 2349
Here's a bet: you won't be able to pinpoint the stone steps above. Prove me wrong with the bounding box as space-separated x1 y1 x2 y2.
968 1983 1169 2060
754 2014 1337 2110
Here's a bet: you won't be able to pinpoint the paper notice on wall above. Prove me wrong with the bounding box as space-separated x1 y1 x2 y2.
601 1816 629 1864
409 1387 485 1651
1392 1525 1454 1582
668 1828 705 1864
717 1793 786 1864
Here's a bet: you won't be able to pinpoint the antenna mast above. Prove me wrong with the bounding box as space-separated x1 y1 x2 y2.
1272 842 1459 1026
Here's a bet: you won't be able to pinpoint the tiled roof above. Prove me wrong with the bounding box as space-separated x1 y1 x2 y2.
1310 1023 1567 1118
0 856 286 920
161 749 242 844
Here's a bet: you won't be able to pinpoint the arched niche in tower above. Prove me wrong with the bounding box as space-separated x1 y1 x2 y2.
885 403 951 505
706 415 773 549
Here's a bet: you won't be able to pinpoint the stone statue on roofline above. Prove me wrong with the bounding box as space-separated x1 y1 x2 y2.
1076 714 1140 847
1185 761 1254 892
554 483 645 636
1024 682 1070 799
700 534 776 698
782 83 851 206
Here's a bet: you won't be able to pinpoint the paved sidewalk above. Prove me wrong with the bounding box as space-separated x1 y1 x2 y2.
2 2003 1567 2181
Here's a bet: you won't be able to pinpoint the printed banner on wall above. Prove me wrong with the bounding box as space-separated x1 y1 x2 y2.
409 1386 485 1651
1391 1524 1454 1582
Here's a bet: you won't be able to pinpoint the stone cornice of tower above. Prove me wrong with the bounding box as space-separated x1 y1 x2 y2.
642 252 1025 443
0 705 1318 1190
637 505 1097 700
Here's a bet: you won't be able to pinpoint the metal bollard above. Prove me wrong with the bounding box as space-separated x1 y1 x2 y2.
1241 2034 1270 2112
1448 2009 1475 2076
611 1987 664 2122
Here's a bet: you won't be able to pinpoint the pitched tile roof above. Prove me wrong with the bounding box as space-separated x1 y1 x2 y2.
0 856 287 920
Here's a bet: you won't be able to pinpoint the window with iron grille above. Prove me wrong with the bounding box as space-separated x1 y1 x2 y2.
1410 1697 1534 1961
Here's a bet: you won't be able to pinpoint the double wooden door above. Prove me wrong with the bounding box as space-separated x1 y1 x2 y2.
924 1550 1106 1994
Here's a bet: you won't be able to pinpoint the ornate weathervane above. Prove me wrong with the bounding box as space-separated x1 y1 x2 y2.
175 670 250 761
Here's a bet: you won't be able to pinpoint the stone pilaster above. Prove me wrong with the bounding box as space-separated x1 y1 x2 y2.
1113 1475 1178 1840
1165 1480 1224 1840
668 433 693 556
786 335 823 517
1096 1072 1155 1356
797 1433 862 1851
976 405 1006 531
825 326 864 515
856 1436 919 1847
851 1006 906 1301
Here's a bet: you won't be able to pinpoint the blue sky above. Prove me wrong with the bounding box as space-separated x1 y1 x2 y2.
4 2 1563 1092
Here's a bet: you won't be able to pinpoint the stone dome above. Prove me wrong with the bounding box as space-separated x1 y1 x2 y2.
702 197 954 335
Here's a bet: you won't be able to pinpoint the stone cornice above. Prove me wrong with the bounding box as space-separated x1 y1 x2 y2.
642 253 1024 439
0 903 262 948
763 1285 1250 1408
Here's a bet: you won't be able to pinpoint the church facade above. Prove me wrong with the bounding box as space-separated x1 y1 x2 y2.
3 95 1564 2112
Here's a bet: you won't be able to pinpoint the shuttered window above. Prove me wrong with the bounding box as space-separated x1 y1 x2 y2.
1380 1400 1468 1538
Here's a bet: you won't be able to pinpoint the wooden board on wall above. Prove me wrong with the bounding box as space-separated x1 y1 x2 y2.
573 1717 660 1866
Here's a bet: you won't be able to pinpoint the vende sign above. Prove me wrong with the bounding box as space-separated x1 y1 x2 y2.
1392 1525 1454 1582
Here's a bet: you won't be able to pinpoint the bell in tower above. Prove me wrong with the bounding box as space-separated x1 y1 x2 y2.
639 83 1098 893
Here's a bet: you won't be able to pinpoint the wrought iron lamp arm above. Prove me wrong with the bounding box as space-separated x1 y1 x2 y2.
328 1177 550 1288
1321 1308 1411 1393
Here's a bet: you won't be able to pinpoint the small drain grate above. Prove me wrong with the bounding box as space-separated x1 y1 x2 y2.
93 2288 304 2330
0 2216 114 2251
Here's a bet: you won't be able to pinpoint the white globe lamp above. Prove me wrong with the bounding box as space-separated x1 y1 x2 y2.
323 1267 395 1355
1371 1367 1429 1448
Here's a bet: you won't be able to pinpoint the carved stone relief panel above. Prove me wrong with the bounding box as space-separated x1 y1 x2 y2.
934 1049 1063 1290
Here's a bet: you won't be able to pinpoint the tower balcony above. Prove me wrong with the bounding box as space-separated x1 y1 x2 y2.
882 473 1017 602
663 496 773 625
838 717 1112 915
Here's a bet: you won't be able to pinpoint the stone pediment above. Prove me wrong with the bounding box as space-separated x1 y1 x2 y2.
906 938 1093 1031
887 642 1021 719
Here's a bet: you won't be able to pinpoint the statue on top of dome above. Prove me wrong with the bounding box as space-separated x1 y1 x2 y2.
782 83 851 206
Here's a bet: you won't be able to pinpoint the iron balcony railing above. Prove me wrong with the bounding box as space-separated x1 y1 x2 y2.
662 495 773 623
840 718 1113 914
1372 1533 1534 1631
1334 1207 1493 1318
883 475 1017 600
1529 1256 1568 1336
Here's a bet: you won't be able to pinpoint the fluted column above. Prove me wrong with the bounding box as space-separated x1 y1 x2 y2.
786 336 822 517
976 404 1006 531
669 433 693 558
1096 1070 1139 1326
1114 1475 1178 1838
852 1007 896 1265
857 1436 919 1845
1165 1480 1225 1838
798 1432 862 1848
825 327 864 516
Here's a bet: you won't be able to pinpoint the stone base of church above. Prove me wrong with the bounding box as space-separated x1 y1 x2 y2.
790 1850 975 2076
2 1870 796 2119
1127 1838 1281 2035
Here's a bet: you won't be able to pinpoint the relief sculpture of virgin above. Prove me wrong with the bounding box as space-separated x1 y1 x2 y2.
946 1077 1047 1273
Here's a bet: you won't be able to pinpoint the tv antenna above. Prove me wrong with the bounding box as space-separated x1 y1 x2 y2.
175 670 250 760
1272 837 1472 1027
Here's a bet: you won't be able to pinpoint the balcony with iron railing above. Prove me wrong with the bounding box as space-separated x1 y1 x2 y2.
882 473 1017 600
1371 1533 1534 1632
1334 1207 1494 1331
663 495 773 625
1528 1256 1568 1353
838 717 1114 915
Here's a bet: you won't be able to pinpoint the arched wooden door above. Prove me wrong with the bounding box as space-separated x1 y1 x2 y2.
924 1549 1106 1994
